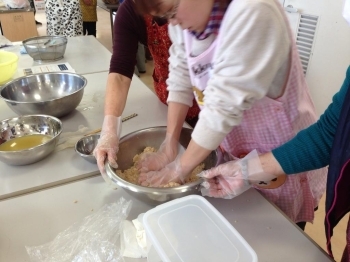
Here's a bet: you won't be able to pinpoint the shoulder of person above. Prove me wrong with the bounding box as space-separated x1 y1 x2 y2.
223 0 289 35
120 0 138 15
227 0 283 15
346 66 350 78
168 24 185 44
116 0 145 25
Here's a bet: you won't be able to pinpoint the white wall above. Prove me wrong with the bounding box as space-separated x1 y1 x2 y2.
284 0 350 116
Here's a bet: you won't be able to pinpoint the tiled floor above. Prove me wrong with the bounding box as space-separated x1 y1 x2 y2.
33 7 347 261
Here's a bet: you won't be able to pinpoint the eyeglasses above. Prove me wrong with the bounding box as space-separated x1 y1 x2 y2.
159 2 179 20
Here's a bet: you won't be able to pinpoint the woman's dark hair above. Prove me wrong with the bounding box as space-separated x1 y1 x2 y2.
135 0 232 16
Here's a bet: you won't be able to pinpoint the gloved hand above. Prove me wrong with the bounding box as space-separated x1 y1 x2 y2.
137 133 178 172
138 157 187 187
93 115 122 179
198 150 276 199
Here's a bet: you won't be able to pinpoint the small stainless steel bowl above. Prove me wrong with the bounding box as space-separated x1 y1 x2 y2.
75 134 99 164
105 126 218 206
0 114 62 165
0 72 87 118
23 36 68 62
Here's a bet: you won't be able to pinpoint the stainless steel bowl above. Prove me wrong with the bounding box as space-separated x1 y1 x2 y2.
23 36 68 62
105 126 218 206
75 134 99 164
0 114 62 165
0 72 87 118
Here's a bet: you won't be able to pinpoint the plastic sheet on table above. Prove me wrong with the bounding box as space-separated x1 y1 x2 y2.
26 198 132 262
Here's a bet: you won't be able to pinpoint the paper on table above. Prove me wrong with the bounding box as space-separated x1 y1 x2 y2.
18 62 75 76
54 125 93 152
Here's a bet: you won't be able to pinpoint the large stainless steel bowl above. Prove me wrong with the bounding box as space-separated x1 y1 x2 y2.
0 72 87 118
23 36 68 62
0 114 62 165
105 126 218 206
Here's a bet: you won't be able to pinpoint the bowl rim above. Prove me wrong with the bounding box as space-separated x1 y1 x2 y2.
104 126 205 193
74 134 100 157
0 72 87 104
22 35 68 47
105 162 203 193
0 51 19 67
0 114 63 153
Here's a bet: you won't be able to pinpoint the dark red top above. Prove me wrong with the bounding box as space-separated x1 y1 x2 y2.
109 0 148 77
109 0 200 125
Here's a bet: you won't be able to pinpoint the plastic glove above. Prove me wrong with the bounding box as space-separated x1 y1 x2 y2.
198 150 276 199
93 115 122 177
138 157 187 187
137 133 178 172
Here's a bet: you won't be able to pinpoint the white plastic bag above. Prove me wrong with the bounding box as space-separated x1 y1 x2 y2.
120 213 149 258
120 220 143 258
26 198 132 262
3 0 29 8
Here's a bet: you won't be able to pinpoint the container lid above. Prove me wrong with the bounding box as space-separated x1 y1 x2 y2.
143 195 257 262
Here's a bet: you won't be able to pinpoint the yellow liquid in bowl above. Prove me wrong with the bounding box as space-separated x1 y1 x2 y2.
0 134 53 151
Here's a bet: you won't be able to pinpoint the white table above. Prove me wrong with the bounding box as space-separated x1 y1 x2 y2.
0 176 333 262
0 72 168 200
0 35 335 262
3 35 111 76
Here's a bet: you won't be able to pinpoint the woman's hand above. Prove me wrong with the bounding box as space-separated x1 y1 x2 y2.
138 157 186 187
199 150 276 199
93 115 122 175
137 133 179 172
199 159 251 199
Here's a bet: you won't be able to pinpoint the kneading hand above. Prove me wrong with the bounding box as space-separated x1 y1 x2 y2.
198 150 275 199
137 133 178 172
138 157 187 187
93 115 121 176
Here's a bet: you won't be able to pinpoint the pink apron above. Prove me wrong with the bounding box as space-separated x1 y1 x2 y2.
183 3 326 223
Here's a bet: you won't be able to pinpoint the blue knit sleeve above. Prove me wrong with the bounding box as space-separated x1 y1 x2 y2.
272 66 350 174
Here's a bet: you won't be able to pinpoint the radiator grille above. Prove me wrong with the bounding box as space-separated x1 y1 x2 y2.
295 14 319 75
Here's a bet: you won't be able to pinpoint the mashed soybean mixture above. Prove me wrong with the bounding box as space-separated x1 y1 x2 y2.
116 147 205 188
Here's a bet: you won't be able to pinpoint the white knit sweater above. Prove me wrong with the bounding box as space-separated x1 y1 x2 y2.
166 0 291 150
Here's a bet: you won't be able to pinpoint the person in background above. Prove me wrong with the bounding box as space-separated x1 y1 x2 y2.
79 0 97 37
93 0 200 176
28 0 42 25
134 0 327 231
201 65 350 261
45 0 83 36
199 3 350 259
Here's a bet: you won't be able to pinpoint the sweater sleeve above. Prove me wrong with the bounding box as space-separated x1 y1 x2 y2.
272 66 350 174
192 0 290 150
109 0 147 78
166 24 194 107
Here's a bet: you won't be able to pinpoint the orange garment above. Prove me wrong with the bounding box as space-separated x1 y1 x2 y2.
144 16 200 124
79 0 97 22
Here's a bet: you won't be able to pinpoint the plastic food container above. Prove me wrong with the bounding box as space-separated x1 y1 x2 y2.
0 51 18 85
143 195 258 262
